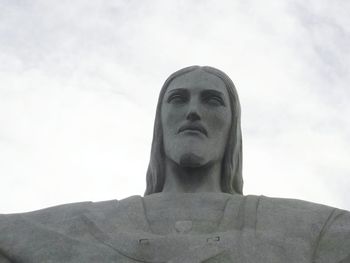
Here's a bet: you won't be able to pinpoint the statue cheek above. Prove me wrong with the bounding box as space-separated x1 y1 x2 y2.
208 113 231 136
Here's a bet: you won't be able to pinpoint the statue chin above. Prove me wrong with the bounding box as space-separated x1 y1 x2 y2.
179 153 204 168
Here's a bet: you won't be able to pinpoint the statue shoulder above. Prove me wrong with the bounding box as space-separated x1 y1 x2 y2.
0 196 144 237
0 201 88 228
253 196 338 238
0 198 129 261
0 198 128 228
257 195 338 220
255 195 350 262
0 196 149 262
313 208 350 263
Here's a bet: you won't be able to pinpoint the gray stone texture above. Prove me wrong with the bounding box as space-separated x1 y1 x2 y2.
0 193 350 262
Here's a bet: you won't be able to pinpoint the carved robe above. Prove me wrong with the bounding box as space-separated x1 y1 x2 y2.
0 193 349 262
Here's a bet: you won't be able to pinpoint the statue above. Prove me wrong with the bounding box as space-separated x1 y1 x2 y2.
0 66 349 263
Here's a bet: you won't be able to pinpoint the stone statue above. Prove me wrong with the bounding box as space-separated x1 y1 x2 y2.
0 66 349 263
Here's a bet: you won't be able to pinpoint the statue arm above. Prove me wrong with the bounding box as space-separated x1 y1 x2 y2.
313 208 350 263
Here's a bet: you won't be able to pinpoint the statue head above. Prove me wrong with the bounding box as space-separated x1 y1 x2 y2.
145 66 243 195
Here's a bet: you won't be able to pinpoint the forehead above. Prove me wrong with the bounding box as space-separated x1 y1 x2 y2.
166 69 228 95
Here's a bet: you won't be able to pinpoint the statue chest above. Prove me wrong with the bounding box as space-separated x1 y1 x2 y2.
6 230 312 263
82 195 315 262
95 228 313 263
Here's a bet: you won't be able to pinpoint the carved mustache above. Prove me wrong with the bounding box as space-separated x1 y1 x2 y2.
178 123 208 136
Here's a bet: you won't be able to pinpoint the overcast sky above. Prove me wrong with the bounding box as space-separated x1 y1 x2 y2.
0 0 349 213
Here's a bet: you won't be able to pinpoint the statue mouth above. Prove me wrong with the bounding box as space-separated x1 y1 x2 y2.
178 123 208 136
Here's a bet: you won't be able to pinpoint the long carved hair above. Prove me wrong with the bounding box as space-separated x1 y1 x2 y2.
144 66 243 195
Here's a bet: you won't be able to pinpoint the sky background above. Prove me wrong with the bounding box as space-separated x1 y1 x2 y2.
0 0 349 213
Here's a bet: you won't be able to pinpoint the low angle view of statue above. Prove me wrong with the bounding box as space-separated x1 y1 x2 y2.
0 66 349 262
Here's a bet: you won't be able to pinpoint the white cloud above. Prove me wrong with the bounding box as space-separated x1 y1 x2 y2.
0 0 349 213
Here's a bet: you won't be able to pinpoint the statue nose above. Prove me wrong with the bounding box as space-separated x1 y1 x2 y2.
186 111 201 121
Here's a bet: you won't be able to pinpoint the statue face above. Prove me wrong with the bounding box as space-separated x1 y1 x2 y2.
161 69 232 168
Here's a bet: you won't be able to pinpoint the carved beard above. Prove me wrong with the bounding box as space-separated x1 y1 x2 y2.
179 153 204 168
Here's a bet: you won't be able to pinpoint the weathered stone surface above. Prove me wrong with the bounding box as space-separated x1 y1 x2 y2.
0 194 349 262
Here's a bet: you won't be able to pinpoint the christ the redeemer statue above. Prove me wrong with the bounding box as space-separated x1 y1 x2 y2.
0 66 349 262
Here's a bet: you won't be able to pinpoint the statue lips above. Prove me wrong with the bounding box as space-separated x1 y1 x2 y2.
178 123 208 137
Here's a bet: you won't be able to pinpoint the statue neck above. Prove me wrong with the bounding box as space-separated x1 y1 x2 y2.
162 158 222 193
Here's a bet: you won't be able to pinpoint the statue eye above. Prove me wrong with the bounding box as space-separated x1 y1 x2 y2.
203 95 225 106
167 93 188 104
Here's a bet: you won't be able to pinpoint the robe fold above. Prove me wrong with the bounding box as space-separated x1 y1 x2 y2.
0 194 349 263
